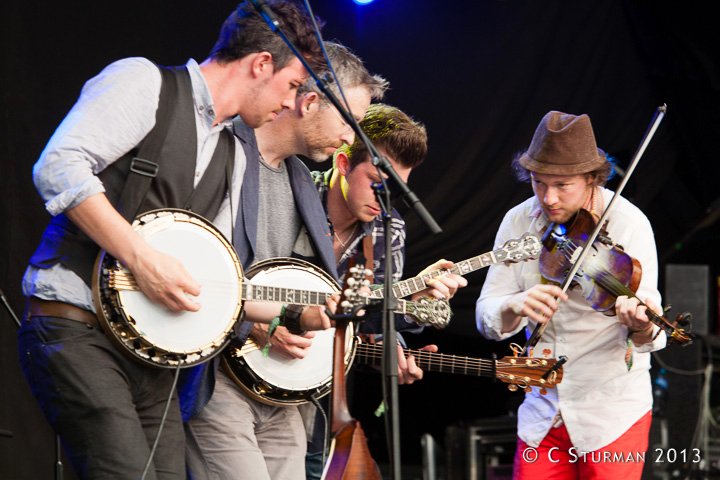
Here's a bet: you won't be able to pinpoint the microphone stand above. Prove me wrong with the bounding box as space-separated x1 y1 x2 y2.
248 3 442 477
0 288 64 480
372 180 401 479
249 0 441 235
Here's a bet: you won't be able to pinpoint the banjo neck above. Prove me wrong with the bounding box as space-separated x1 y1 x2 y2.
241 283 329 306
241 283 418 314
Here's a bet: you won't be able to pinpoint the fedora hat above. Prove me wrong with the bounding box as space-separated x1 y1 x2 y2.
518 111 606 175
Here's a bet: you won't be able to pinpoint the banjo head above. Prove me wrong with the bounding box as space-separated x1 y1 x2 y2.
93 209 243 368
223 258 355 406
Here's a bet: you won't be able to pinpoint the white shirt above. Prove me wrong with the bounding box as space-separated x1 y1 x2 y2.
475 188 665 452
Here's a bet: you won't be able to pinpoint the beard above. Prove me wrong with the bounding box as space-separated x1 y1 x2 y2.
301 122 340 163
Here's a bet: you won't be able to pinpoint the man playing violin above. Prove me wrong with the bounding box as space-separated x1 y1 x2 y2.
476 110 665 479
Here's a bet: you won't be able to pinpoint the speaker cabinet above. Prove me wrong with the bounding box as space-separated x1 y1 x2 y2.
664 264 712 336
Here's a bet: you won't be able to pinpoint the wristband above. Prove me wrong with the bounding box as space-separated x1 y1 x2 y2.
262 305 286 357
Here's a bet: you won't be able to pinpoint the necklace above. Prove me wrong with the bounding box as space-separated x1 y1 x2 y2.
334 223 358 249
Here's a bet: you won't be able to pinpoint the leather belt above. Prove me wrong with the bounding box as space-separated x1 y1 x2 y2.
26 297 99 327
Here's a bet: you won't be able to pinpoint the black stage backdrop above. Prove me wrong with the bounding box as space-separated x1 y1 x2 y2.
2 1 719 478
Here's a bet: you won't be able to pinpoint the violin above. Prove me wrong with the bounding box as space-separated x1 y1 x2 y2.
539 208 692 345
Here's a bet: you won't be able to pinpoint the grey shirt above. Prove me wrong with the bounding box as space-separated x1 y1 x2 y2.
254 157 301 262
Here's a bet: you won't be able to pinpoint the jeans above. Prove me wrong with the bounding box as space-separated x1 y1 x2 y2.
18 315 185 480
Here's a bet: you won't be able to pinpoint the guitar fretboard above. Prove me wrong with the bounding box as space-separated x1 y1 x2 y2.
368 250 503 299
354 343 497 378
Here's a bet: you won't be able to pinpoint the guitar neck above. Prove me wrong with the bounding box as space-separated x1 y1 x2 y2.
369 250 502 299
354 343 496 378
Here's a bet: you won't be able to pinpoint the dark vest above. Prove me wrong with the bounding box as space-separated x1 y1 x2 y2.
29 65 234 286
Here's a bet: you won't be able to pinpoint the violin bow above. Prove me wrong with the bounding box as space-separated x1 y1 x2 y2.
522 105 667 355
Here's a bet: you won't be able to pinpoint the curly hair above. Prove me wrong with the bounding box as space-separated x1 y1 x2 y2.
510 150 616 187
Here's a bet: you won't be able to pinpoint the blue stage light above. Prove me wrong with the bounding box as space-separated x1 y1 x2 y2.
353 0 375 5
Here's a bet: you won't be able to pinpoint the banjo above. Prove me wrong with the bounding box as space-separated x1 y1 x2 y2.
93 209 452 368
220 257 453 404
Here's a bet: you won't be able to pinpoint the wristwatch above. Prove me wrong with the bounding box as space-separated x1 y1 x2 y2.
282 304 306 335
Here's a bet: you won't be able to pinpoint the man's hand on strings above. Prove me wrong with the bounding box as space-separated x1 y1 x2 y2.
130 247 202 313
411 259 467 301
616 295 659 344
398 343 438 384
299 294 339 331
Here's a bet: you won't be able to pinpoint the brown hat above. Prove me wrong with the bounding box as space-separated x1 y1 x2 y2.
518 111 606 175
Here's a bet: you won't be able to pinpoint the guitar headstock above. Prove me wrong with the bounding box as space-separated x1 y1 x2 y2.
495 233 542 263
339 262 372 316
403 298 453 329
495 355 564 394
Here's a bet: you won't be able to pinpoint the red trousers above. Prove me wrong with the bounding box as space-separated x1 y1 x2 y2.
513 411 652 480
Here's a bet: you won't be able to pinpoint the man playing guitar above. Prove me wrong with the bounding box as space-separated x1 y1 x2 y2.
302 103 467 478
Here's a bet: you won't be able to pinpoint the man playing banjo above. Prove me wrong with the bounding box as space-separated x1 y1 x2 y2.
17 2 330 478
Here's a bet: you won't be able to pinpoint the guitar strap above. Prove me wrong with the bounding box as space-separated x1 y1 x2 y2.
116 67 234 222
361 234 375 284
117 67 177 222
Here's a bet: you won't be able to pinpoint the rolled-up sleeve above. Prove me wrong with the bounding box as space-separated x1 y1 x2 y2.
619 208 667 353
33 57 161 215
475 209 530 340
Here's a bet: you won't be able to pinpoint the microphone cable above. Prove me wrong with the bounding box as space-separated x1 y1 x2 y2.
310 394 330 470
139 363 182 480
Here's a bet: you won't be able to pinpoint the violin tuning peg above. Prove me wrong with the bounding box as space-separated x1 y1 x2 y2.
675 312 692 326
663 304 672 313
524 386 532 393
507 384 518 392
539 388 548 396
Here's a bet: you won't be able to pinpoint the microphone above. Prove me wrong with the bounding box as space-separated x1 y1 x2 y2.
247 0 441 236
